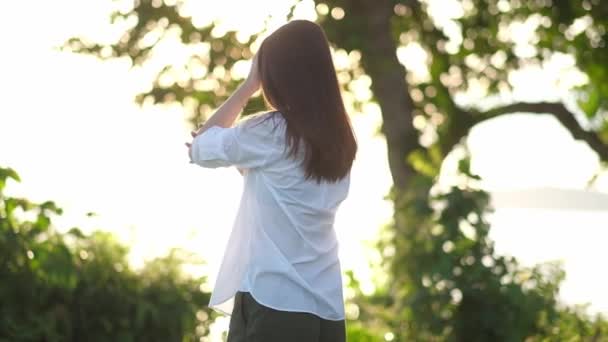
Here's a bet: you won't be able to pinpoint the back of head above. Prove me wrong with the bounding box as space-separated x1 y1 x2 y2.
258 20 357 183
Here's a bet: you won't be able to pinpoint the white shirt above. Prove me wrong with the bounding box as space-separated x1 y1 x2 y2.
190 111 350 321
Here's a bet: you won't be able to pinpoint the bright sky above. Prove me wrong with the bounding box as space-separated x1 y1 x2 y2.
1 2 607 334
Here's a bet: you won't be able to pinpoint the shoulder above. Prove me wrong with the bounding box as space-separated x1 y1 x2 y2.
240 110 284 125
236 111 286 134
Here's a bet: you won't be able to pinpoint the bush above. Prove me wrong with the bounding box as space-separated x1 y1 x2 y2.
350 157 608 341
0 167 215 342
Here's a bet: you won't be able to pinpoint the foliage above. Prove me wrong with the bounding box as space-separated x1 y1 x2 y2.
0 167 215 342
346 323 384 342
351 155 608 341
62 0 270 125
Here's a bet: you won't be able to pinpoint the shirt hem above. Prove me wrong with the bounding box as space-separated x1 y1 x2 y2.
245 290 346 321
209 304 231 317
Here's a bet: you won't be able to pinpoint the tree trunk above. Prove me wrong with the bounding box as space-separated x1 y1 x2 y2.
344 0 419 195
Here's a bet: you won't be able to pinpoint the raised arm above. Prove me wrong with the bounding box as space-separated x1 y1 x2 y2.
195 82 258 133
186 52 261 170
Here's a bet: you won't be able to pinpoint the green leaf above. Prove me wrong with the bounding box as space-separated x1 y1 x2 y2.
407 150 439 178
0 167 20 191
577 84 600 119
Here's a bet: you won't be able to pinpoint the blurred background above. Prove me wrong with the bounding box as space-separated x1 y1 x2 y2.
1 0 608 341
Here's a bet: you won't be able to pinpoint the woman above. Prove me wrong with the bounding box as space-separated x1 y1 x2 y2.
187 19 357 342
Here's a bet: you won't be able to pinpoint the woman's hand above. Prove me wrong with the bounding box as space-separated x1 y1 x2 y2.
243 51 261 93
185 142 192 161
185 130 197 161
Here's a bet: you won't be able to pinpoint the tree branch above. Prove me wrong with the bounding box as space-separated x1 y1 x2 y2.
475 102 608 162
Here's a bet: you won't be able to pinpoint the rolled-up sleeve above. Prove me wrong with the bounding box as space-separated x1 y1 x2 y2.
190 116 279 169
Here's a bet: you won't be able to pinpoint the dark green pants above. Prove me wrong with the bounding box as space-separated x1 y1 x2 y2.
227 291 346 342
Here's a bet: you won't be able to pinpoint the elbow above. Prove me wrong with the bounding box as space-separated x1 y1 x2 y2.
192 157 226 169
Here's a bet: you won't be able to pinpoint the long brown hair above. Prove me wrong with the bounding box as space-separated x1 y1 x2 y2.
257 20 357 183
